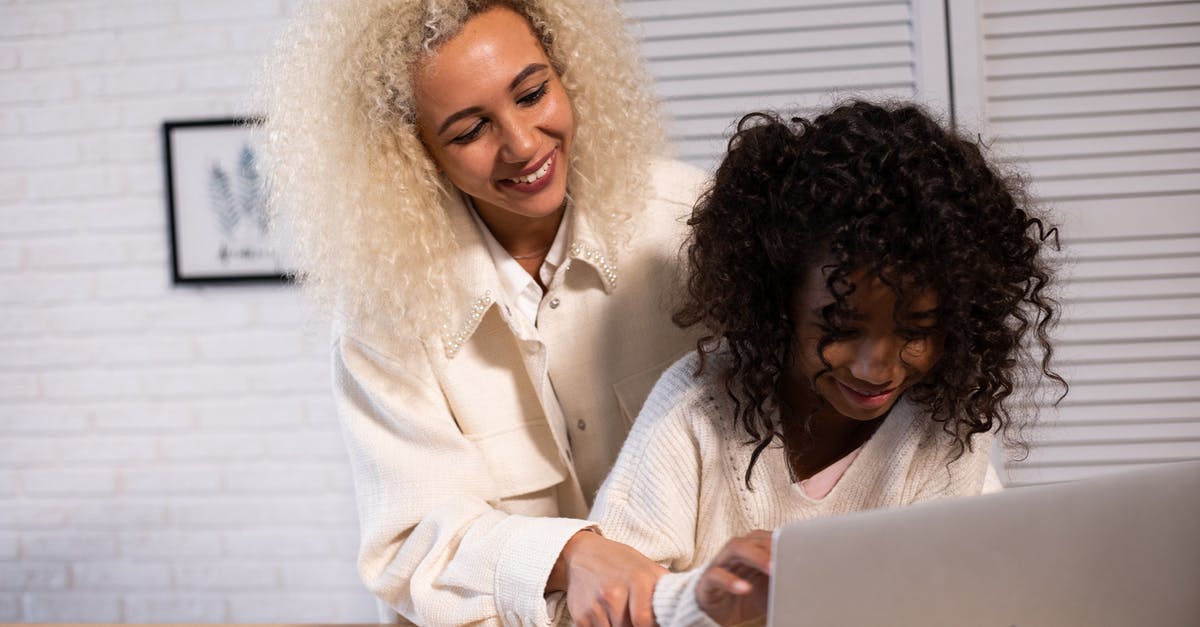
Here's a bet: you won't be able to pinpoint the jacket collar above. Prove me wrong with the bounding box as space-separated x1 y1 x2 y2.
440 193 619 358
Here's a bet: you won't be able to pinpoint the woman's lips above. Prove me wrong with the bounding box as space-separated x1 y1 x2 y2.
836 380 896 410
499 149 556 193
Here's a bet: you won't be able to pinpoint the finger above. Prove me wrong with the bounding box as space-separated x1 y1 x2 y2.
705 565 754 596
718 540 773 576
626 573 658 627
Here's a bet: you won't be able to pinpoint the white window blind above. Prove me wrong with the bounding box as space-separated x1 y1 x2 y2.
627 0 949 170
971 0 1200 485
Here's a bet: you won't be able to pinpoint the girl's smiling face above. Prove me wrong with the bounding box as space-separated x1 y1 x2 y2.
412 6 574 225
787 263 944 423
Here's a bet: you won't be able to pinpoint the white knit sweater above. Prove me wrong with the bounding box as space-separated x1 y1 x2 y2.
589 350 998 627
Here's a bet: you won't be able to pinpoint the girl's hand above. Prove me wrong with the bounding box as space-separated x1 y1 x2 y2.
548 529 667 627
696 530 773 626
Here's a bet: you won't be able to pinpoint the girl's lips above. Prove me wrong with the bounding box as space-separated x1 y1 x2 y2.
498 149 556 194
836 380 896 410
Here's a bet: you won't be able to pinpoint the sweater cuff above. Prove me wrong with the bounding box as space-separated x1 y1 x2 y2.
495 516 593 626
653 569 720 627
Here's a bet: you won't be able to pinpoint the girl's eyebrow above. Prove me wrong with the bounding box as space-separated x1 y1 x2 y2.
508 63 547 91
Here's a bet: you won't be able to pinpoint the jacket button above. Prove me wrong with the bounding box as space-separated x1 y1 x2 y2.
548 297 560 309
577 419 586 431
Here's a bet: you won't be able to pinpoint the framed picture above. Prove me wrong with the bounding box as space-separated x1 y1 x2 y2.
162 117 292 284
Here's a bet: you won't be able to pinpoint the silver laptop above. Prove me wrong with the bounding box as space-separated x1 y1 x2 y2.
769 461 1200 626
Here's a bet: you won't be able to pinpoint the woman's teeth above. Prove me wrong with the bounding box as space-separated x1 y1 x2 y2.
507 156 551 184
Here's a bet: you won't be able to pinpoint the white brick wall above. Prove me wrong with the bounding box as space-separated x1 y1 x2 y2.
0 0 377 622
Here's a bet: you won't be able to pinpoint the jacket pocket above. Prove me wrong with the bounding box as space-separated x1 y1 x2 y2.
468 419 566 499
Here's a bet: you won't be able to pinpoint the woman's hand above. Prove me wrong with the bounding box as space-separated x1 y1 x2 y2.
696 530 773 626
547 529 667 627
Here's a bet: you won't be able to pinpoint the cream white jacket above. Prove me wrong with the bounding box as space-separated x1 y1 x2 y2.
590 350 1000 627
332 159 706 626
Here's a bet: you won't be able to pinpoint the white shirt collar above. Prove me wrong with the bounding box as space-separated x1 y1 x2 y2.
467 196 569 327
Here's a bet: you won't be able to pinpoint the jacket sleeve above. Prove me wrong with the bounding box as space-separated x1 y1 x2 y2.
588 361 713 626
334 331 589 626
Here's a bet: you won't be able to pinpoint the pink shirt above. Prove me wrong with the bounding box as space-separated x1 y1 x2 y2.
797 446 863 500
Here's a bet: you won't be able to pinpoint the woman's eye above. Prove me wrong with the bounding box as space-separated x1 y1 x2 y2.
451 120 486 145
899 327 937 341
517 81 548 106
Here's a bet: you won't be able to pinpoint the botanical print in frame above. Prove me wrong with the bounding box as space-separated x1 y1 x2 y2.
162 117 292 283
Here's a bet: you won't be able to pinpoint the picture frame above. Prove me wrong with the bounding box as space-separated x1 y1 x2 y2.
162 117 293 284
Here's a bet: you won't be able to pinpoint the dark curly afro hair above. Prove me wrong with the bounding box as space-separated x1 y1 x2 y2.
673 100 1066 484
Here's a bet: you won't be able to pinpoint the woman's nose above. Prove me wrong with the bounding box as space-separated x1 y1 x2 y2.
498 115 538 163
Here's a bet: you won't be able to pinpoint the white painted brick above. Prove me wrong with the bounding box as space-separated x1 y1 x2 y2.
178 0 280 21
87 197 165 230
0 73 75 104
224 463 331 494
90 334 194 366
26 167 124 200
227 591 378 623
124 594 227 623
0 563 68 592
225 21 286 54
118 95 237 130
26 235 125 269
45 303 149 334
197 398 306 431
331 528 361 560
122 467 220 495
304 396 339 424
0 596 16 621
20 33 119 69
0 272 96 305
0 44 18 70
0 405 89 434
22 103 121 135
0 503 67 528
0 205 79 235
147 299 252 331
126 232 169 264
0 243 21 270
21 468 118 496
0 438 59 464
0 306 47 336
0 173 24 204
328 462 355 492
0 9 68 37
65 500 167 529
174 560 276 590
224 529 333 559
73 561 171 590
24 594 120 622
268 495 359 527
119 530 222 559
0 373 38 400
124 163 162 196
197 330 304 362
59 435 158 464
95 267 170 300
78 132 159 164
279 558 362 590
249 361 329 394
143 365 250 399
264 432 348 460
167 497 271 528
159 434 263 461
0 470 15 497
41 369 142 401
0 533 15 559
22 531 117 560
71 1 177 31
0 110 20 135
0 137 79 169
180 59 257 91
118 26 233 61
92 402 194 432
0 338 91 368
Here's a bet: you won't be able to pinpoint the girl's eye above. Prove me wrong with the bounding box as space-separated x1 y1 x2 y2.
899 327 937 341
517 81 548 106
451 120 487 145
818 324 859 340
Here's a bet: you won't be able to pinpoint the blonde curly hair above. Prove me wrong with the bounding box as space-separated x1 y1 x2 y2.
257 0 666 337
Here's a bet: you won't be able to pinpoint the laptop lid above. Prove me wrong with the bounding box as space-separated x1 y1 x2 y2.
769 461 1200 626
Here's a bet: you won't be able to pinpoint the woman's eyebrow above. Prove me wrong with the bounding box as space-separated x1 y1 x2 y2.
437 106 484 136
508 63 548 91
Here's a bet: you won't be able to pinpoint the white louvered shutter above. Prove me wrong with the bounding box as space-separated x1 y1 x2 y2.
965 0 1200 485
627 0 952 170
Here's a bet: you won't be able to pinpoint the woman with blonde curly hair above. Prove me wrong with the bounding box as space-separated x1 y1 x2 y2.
259 0 705 624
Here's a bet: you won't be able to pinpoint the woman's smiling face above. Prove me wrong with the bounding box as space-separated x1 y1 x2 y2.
412 6 575 223
787 263 944 423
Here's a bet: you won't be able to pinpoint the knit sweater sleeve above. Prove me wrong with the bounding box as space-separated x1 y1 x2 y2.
589 355 704 568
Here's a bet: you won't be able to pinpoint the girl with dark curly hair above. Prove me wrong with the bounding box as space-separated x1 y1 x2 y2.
589 100 1064 626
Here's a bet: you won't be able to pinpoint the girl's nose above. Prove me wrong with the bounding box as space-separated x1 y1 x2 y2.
849 337 898 386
